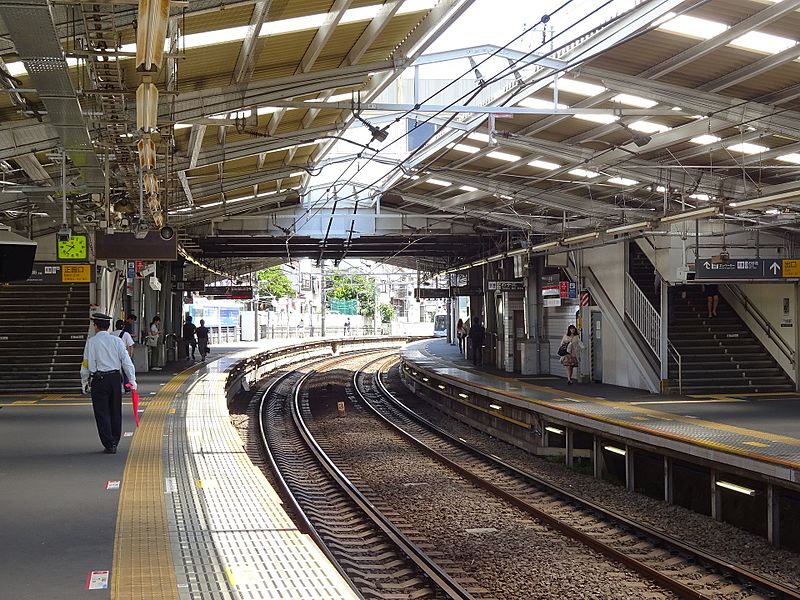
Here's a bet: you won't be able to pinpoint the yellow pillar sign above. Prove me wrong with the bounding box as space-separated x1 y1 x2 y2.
783 259 800 278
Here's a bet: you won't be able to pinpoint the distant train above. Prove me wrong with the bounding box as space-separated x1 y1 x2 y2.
433 312 448 337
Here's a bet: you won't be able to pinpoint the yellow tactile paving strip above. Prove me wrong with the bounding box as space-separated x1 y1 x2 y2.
112 367 199 600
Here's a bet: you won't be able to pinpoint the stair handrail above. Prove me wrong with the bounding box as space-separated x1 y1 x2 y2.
722 284 795 366
667 342 682 395
624 273 661 356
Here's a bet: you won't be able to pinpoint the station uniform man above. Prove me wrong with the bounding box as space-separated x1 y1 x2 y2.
80 313 137 454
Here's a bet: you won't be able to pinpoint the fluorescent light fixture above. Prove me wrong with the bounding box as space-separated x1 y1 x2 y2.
611 94 657 108
728 142 769 154
517 97 568 110
730 31 796 55
422 377 429 382
489 403 502 410
437 384 446 390
545 426 564 435
603 445 627 456
460 185 479 192
608 177 639 186
487 150 521 162
452 143 479 153
661 206 718 223
777 153 800 164
657 14 728 40
716 480 756 496
690 134 721 145
574 113 619 124
563 231 600 244
569 168 600 178
528 159 560 170
628 121 670 134
551 78 606 97
427 178 452 187
606 221 652 234
458 393 468 399
765 208 781 215
729 190 800 209
531 240 561 251
411 371 417 375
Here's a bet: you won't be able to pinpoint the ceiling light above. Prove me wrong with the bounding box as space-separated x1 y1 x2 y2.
437 384 446 390
603 445 627 456
460 185 478 192
765 208 781 215
545 426 564 435
563 231 600 244
531 240 561 251
574 113 619 124
628 121 670 134
690 193 710 201
528 159 560 170
606 221 652 234
551 79 606 96
728 142 769 154
487 150 521 162
690 134 721 145
569 168 600 178
453 143 479 153
489 403 502 410
458 393 468 399
729 190 800 209
660 206 718 223
608 177 639 186
776 153 800 164
427 178 452 187
715 480 756 496
611 94 657 109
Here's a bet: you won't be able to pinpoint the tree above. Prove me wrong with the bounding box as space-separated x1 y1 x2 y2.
257 266 295 299
379 303 395 324
329 273 376 317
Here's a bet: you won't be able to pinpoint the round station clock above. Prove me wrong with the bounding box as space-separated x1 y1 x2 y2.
57 234 88 260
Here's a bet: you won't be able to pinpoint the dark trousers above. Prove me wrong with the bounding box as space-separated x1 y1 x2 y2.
91 371 122 450
457 335 464 353
471 340 483 366
185 339 196 359
197 338 208 358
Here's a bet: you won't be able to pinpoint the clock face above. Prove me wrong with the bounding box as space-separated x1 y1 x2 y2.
57 234 88 260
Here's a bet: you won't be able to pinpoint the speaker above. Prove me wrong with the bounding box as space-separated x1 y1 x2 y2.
0 228 37 283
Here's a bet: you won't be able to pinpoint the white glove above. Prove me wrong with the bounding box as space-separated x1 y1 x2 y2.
82 382 90 395
129 382 137 391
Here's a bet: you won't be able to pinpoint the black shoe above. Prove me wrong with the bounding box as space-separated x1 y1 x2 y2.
103 446 117 454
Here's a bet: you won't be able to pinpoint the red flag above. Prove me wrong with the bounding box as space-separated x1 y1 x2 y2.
131 389 140 427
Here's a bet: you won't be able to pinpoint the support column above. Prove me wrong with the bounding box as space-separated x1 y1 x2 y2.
795 282 800 391
320 263 326 337
625 447 634 492
660 278 669 389
768 485 780 547
593 436 603 479
565 428 574 468
711 470 721 521
664 456 673 504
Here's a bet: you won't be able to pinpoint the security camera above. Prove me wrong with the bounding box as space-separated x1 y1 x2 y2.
159 225 174 241
119 217 130 230
134 223 149 239
83 214 96 224
57 226 72 243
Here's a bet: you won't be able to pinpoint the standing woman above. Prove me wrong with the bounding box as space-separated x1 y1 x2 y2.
560 325 584 384
456 318 465 355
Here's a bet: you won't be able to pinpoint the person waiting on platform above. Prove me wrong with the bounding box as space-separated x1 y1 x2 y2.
114 319 135 393
81 313 137 454
456 318 466 355
703 283 720 318
182 315 197 361
468 316 485 366
196 319 210 361
560 325 584 384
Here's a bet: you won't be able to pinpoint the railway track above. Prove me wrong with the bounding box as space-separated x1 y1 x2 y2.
258 351 488 600
350 356 800 600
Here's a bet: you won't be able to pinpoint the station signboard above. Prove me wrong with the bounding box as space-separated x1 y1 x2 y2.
203 285 253 299
488 280 524 291
695 258 800 280
174 280 205 292
414 287 450 299
23 262 94 284
449 285 483 297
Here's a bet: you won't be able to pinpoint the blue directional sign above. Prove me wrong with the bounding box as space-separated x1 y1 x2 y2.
695 258 788 280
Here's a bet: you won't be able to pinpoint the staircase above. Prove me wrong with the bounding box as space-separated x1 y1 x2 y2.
0 285 89 393
667 286 794 394
629 242 659 309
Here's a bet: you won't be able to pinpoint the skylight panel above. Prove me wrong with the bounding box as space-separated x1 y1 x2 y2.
569 168 600 178
528 159 560 170
608 177 639 186
612 94 657 109
452 144 480 153
487 150 521 162
460 185 479 192
628 121 670 134
690 193 710 201
427 178 452 187
730 31 796 55
396 0 439 14
690 134 721 145
517 97 569 110
728 142 769 154
550 78 606 97
574 113 618 124
777 153 800 164
468 132 491 143
657 14 728 40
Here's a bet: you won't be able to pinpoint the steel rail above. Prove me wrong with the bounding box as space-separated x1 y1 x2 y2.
357 357 800 600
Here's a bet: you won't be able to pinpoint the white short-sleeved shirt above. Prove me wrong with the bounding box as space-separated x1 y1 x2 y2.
116 329 135 349
80 330 137 387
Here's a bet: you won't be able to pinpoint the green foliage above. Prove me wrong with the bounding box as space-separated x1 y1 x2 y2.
379 303 394 323
257 266 295 299
329 273 375 317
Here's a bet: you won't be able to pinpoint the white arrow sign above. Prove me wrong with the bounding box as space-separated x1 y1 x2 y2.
703 261 711 269
770 262 781 275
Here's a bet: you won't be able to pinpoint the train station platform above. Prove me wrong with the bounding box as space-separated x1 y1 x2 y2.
400 339 800 485
0 341 357 600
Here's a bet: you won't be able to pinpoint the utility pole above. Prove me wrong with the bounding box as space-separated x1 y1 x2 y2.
373 276 379 335
320 261 326 337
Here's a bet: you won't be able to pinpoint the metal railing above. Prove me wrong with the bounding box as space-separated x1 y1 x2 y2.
668 342 682 395
723 284 795 367
624 273 661 356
